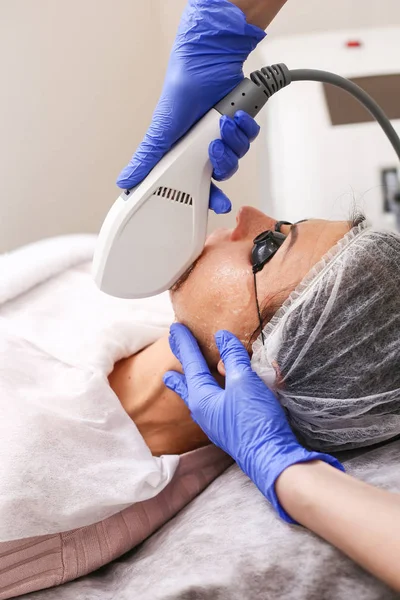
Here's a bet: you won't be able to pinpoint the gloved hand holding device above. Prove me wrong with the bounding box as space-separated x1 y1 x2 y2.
163 323 344 523
117 0 265 214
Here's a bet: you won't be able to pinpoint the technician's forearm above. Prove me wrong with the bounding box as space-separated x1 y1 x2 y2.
229 0 288 29
276 461 400 591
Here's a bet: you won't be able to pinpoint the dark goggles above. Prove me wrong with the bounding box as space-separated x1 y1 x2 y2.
251 221 291 274
251 221 292 344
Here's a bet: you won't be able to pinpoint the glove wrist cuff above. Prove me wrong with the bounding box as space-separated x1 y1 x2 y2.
253 446 345 524
187 0 266 51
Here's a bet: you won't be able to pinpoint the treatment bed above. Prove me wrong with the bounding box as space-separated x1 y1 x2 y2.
0 236 398 600
22 439 400 600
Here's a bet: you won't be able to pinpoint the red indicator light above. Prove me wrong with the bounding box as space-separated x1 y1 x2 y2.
346 40 362 48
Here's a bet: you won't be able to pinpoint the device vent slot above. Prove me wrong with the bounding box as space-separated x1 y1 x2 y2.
154 186 193 206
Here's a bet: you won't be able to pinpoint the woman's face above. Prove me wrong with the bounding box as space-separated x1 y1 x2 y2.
170 206 349 367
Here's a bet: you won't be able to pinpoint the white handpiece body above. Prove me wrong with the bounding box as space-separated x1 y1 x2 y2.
92 108 221 299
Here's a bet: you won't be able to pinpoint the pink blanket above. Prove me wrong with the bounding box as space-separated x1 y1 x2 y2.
0 446 231 600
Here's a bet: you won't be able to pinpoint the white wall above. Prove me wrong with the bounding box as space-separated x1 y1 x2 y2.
158 0 400 39
270 0 400 36
254 28 400 229
0 0 165 252
1 1 400 251
158 0 400 230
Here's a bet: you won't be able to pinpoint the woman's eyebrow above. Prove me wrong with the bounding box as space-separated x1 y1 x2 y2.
284 219 309 254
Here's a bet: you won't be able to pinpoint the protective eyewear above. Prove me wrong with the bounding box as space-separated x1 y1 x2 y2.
251 221 291 344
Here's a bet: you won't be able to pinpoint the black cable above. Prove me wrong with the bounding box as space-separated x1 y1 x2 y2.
253 272 265 346
289 68 400 161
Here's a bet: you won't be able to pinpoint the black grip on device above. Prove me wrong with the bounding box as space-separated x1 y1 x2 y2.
214 63 291 118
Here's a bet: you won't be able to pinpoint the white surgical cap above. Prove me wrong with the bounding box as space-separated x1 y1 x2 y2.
251 221 400 451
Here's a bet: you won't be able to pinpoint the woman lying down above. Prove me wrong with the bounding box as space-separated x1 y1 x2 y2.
1 201 400 598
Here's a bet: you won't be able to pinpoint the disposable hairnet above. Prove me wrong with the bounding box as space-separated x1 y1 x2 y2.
251 222 400 451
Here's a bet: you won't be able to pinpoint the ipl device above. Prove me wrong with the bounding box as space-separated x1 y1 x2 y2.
93 64 400 299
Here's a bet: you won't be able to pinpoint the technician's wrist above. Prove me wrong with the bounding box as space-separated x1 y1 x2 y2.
273 452 345 523
192 0 267 39
226 0 287 29
243 441 298 517
251 444 343 524
274 460 322 517
262 446 316 523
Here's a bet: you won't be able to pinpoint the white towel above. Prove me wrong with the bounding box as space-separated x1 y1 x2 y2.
0 235 179 541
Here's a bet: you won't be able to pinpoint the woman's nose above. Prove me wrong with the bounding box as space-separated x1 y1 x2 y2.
230 206 276 242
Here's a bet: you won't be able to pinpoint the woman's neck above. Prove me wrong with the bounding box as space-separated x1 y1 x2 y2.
108 335 210 456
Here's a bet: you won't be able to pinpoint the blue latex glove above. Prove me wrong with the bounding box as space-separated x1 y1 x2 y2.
117 0 265 214
163 324 345 524
210 111 260 183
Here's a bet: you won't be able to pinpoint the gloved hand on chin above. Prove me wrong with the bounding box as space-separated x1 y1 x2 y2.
163 324 344 524
117 0 265 214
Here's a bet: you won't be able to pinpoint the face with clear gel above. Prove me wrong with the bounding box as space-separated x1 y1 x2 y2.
170 206 350 370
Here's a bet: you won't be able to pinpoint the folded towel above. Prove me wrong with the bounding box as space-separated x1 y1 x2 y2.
0 235 180 541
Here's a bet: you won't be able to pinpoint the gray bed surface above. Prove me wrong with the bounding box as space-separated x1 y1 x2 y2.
24 439 400 600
